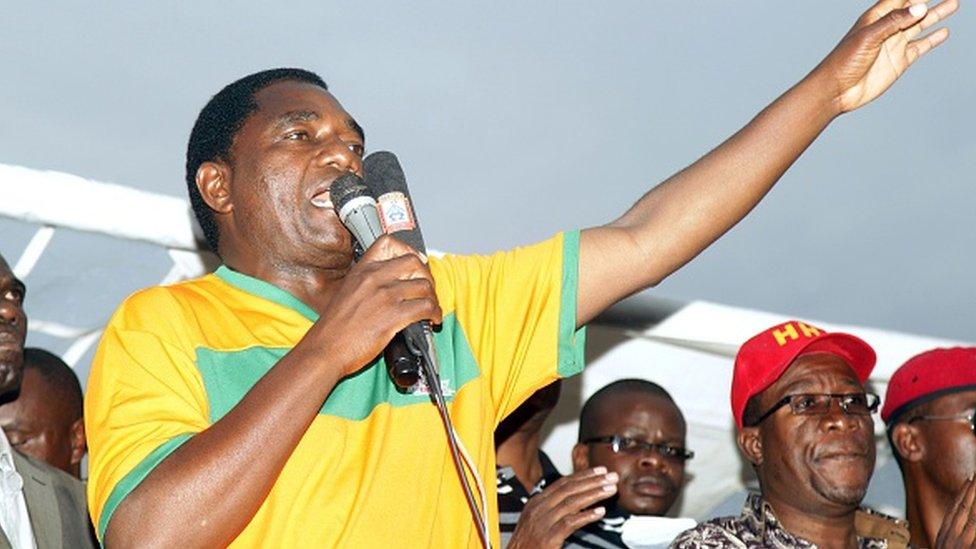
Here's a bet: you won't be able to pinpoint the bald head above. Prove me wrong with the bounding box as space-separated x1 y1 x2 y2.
0 348 86 478
578 379 684 443
573 379 689 516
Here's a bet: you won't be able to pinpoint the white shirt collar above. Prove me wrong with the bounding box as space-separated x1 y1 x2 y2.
0 429 37 549
0 429 24 495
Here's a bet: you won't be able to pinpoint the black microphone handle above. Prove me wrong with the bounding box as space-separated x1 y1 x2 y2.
363 152 432 389
332 175 426 389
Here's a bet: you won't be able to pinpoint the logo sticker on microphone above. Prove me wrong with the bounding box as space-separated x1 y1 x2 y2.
377 192 416 234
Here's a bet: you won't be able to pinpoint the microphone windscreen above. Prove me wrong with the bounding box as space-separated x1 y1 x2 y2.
363 151 427 254
330 173 370 213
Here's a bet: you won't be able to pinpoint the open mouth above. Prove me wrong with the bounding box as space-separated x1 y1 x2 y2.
310 189 333 209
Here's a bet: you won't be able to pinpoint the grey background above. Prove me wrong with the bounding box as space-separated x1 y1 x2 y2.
3 2 972 350
0 0 969 521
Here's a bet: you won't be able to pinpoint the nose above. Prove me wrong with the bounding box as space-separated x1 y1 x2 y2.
0 298 22 326
315 139 362 176
821 399 868 432
637 449 667 471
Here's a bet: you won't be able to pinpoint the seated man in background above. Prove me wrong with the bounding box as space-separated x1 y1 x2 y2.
495 381 567 546
0 253 93 548
504 379 693 548
672 321 909 548
883 347 976 548
0 347 86 478
571 379 693 547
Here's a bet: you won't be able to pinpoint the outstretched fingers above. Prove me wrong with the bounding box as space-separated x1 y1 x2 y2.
904 0 959 40
906 27 950 65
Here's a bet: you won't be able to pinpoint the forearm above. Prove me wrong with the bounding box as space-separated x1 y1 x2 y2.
577 70 838 324
104 342 343 548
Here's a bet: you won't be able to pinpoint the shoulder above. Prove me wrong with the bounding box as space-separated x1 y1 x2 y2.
114 274 220 320
669 516 747 547
102 274 229 346
12 450 87 512
855 507 910 548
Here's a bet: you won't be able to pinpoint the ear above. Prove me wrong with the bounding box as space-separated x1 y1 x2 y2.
571 443 590 473
69 417 87 466
737 427 764 466
890 423 924 463
196 160 234 215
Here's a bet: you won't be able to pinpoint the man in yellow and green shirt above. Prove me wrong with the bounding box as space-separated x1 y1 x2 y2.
85 5 955 544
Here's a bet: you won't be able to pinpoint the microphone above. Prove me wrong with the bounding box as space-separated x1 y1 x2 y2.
363 151 426 253
363 151 436 389
330 174 384 254
331 170 433 389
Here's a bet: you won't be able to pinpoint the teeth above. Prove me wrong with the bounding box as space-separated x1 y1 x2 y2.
311 192 332 209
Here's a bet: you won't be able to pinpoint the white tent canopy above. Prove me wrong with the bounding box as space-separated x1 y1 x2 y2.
1 163 969 519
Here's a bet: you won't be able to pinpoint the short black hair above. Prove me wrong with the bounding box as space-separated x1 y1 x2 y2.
22 348 82 421
185 68 329 254
578 379 680 442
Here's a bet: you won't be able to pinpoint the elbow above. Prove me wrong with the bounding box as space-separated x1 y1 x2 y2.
104 498 180 549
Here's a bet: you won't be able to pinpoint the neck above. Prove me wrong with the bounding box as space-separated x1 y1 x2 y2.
222 248 352 315
764 495 860 549
905 478 950 548
496 428 544 492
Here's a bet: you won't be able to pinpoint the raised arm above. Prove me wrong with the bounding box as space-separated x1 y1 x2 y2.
576 0 957 326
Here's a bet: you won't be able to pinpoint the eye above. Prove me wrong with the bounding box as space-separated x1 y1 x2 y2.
3 287 24 304
659 445 681 458
348 143 365 156
283 129 310 141
792 395 819 412
617 437 640 451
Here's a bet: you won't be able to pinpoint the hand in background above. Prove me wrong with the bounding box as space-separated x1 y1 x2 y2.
935 475 976 549
508 468 618 549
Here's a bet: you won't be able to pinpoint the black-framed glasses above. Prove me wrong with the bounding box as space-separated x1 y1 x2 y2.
748 392 880 427
583 435 694 462
907 412 976 435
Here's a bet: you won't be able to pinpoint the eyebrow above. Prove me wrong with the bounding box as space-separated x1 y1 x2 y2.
271 110 365 142
780 377 861 395
273 110 320 130
347 118 365 142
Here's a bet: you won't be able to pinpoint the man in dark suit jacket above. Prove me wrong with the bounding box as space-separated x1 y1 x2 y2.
0 253 93 549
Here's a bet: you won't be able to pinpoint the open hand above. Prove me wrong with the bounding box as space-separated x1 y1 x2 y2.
935 475 976 549
814 0 958 114
508 468 619 549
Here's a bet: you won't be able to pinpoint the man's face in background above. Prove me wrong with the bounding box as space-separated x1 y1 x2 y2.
0 257 26 396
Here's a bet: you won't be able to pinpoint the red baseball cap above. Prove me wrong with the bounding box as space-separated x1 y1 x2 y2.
881 347 976 424
731 320 876 429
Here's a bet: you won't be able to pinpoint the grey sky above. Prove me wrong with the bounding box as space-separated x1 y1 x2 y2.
1 1 973 352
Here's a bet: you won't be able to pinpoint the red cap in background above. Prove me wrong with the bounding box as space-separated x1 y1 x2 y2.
731 320 876 429
881 347 976 424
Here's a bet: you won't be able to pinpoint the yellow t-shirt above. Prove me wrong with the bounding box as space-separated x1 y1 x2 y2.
85 231 585 547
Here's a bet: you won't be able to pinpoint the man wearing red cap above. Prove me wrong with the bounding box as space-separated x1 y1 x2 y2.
883 347 976 548
673 320 909 548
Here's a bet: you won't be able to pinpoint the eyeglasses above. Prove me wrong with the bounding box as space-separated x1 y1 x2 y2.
907 412 976 435
583 436 695 462
749 392 880 427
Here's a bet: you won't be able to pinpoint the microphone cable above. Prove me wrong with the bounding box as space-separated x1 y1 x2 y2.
417 340 491 549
